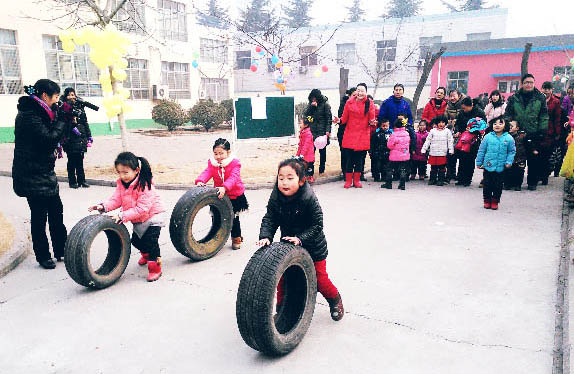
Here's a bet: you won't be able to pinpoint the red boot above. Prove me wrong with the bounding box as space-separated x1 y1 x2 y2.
344 173 353 188
483 199 491 209
147 259 162 282
490 198 499 210
352 173 362 188
137 252 149 266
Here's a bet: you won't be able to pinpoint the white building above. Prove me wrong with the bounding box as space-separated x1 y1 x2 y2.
0 0 233 131
233 8 508 107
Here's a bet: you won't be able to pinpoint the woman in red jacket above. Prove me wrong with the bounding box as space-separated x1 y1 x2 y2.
336 83 376 188
421 87 447 129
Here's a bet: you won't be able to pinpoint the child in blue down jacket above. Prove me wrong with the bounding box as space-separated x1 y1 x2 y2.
476 116 516 210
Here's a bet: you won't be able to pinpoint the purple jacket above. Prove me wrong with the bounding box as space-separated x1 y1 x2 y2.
563 95 573 119
388 127 411 161
411 130 429 162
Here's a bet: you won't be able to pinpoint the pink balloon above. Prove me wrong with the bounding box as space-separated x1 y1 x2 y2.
322 65 328 73
255 46 262 53
250 65 257 72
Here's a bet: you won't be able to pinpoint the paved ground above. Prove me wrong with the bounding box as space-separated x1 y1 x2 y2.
0 173 564 374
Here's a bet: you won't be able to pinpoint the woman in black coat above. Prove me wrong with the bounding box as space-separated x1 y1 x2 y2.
12 79 69 269
303 89 332 174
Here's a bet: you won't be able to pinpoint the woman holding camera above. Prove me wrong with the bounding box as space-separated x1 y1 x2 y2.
12 79 69 269
62 87 92 189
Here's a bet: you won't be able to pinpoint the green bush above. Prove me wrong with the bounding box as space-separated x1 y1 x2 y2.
295 102 308 121
189 99 224 132
219 99 234 123
151 100 188 131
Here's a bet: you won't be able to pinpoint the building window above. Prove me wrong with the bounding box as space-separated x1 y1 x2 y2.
200 38 228 64
0 29 22 95
466 32 491 41
157 0 187 42
300 46 317 67
43 35 101 97
419 36 442 59
235 50 250 70
336 43 356 65
553 66 572 93
200 78 229 102
111 0 146 35
497 80 519 94
125 58 149 99
161 61 190 99
376 39 397 62
447 71 469 94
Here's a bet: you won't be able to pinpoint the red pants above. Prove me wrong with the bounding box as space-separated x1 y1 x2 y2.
277 260 338 305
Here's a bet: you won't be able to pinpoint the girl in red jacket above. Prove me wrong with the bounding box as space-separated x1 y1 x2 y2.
297 116 316 182
195 138 249 250
88 152 166 282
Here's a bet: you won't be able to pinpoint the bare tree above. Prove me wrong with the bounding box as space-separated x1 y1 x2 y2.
411 47 446 116
521 43 533 78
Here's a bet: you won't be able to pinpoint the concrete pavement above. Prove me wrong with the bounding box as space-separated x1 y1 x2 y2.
0 174 564 374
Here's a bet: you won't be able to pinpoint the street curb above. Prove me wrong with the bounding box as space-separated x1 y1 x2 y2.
553 179 572 374
0 170 347 191
0 214 30 279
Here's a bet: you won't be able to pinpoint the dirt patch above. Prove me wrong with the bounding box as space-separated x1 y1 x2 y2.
0 212 15 257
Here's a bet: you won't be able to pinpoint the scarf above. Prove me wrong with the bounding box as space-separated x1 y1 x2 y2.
434 98 444 109
210 153 236 183
30 95 56 121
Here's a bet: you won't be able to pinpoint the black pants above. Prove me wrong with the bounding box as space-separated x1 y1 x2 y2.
338 126 347 174
539 146 553 182
131 226 161 261
371 155 388 181
504 163 525 188
447 153 458 179
66 152 86 185
316 147 327 174
231 216 241 238
410 160 426 177
344 149 367 173
457 151 476 185
391 161 409 183
555 143 567 176
483 170 504 201
526 152 544 187
26 195 68 262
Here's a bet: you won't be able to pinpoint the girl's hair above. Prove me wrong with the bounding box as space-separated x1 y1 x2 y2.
23 79 60 98
393 118 404 129
435 86 446 95
489 89 504 107
114 152 153 191
431 115 448 126
63 87 76 99
489 115 509 132
357 82 370 116
418 119 429 128
302 116 313 127
213 138 231 151
278 157 306 182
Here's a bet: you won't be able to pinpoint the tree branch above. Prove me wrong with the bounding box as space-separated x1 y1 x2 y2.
521 43 533 78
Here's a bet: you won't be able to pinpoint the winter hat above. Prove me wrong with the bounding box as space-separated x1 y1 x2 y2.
467 117 487 133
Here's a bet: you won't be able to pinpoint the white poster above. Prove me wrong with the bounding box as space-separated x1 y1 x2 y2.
251 97 267 120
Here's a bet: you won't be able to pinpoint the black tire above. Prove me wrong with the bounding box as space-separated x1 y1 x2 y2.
64 215 131 289
169 186 233 261
236 242 317 356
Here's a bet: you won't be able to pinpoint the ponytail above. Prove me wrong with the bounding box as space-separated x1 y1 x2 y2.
114 152 153 191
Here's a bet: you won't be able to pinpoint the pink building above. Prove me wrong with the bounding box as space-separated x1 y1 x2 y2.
429 34 574 101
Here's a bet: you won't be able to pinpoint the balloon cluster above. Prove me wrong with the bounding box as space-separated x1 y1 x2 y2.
552 58 574 85
59 25 132 118
192 50 200 69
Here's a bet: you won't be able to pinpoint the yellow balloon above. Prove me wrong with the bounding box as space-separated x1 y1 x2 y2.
73 30 87 46
112 69 127 81
62 41 75 53
313 70 322 78
117 58 128 69
283 66 291 75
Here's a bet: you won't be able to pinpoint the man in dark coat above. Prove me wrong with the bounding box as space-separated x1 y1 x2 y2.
505 74 549 190
62 87 92 189
303 89 332 174
12 79 69 269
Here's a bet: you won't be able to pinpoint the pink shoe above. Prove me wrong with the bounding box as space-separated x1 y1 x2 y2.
147 259 162 282
137 252 149 266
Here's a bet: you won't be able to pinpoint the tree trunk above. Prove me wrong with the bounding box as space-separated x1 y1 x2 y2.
339 68 349 98
108 66 129 151
411 47 446 118
521 43 533 78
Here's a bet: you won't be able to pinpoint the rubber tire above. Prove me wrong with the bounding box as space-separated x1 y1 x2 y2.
169 186 233 261
64 215 131 289
236 242 317 356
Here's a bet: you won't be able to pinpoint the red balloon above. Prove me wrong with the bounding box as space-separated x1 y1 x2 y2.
322 65 328 72
255 46 262 53
250 65 257 72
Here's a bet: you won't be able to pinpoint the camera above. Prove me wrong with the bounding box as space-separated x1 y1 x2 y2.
74 97 99 112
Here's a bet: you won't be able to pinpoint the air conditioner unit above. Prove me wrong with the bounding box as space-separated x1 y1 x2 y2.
299 66 308 74
152 84 169 100
384 62 395 71
199 90 207 99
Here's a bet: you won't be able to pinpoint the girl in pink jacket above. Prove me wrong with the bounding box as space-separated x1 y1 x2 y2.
296 116 316 182
387 118 412 190
195 138 249 250
88 152 166 282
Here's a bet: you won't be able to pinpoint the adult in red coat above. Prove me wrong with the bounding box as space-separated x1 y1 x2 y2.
337 83 376 188
540 81 562 184
421 87 447 129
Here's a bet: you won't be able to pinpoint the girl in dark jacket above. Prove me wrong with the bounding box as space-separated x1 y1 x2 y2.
256 157 344 321
12 79 69 269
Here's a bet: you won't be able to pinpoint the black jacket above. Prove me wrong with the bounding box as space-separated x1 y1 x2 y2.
12 96 67 197
303 95 332 139
62 104 91 154
259 182 328 261
454 106 487 134
370 128 392 160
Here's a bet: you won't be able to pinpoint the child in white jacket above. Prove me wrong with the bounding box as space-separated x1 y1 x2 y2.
421 115 454 186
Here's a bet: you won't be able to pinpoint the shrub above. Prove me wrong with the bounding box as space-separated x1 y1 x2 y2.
151 100 188 131
219 99 234 123
295 102 308 121
189 99 224 132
